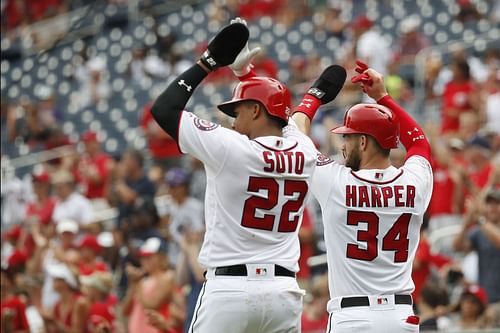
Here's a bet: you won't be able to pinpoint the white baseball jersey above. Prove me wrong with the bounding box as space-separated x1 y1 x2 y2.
313 155 432 298
284 120 433 298
178 112 317 271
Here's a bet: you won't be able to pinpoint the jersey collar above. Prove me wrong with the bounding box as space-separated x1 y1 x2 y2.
252 136 298 151
351 166 404 184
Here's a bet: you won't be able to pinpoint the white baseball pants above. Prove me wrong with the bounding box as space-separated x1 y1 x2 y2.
188 266 305 333
326 295 419 333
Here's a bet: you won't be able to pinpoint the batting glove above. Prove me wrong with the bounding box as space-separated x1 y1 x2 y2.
294 65 347 120
199 21 249 72
228 17 262 77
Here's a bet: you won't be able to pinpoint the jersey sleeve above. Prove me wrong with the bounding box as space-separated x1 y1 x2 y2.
402 155 434 212
178 111 234 172
311 154 340 207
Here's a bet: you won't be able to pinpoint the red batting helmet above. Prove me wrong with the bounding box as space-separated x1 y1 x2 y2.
331 103 399 149
217 77 291 123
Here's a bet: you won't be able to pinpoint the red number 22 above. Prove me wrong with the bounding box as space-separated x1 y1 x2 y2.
241 177 308 233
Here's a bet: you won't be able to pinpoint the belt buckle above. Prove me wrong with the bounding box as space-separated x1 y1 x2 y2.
246 264 274 280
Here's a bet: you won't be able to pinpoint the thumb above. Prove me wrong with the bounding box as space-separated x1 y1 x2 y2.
248 47 262 61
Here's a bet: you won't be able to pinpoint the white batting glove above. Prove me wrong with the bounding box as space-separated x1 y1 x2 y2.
229 17 262 76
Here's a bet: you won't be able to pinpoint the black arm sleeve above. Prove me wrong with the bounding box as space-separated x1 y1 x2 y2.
151 63 209 141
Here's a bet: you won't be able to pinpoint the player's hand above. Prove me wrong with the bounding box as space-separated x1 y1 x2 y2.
351 60 388 101
351 60 387 101
199 21 249 72
228 17 262 76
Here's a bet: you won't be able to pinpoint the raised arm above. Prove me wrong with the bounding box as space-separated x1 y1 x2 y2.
352 60 431 161
150 22 249 141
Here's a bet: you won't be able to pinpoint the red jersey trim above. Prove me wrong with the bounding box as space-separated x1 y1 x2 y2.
252 139 298 152
350 169 404 184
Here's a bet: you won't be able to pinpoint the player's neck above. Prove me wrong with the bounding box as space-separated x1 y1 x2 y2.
248 124 282 139
359 155 391 170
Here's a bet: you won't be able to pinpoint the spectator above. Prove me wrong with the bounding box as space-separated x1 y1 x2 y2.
140 103 182 171
352 15 390 77
51 170 95 229
73 56 111 109
42 263 89 333
1 173 31 228
121 237 183 333
35 86 62 137
26 169 56 226
394 15 430 84
441 58 478 135
251 49 279 79
37 219 80 311
163 168 204 267
427 141 464 251
301 274 329 333
77 234 108 276
1 268 30 333
417 283 451 331
1 225 24 266
80 272 119 333
449 285 488 330
188 157 207 202
109 149 156 229
128 45 148 82
453 188 500 304
462 135 495 193
313 5 346 41
175 226 205 330
484 69 500 134
74 130 114 200
412 230 433 304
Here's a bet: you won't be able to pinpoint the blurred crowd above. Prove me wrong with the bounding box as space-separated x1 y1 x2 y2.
1 0 500 332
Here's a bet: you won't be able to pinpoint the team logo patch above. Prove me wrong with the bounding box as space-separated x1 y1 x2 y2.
194 117 219 131
316 153 334 166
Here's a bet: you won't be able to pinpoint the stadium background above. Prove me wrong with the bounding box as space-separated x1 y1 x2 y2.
1 0 499 332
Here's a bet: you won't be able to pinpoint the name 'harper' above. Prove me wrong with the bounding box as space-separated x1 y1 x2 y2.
346 185 416 208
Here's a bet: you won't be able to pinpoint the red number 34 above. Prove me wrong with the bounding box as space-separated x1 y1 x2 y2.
241 177 308 232
346 210 412 263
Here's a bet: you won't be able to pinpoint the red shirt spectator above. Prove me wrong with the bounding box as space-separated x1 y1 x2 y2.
428 162 458 217
0 296 30 332
253 57 279 79
75 130 114 199
441 81 475 132
26 170 56 225
77 234 109 276
140 103 182 166
238 0 285 20
412 236 432 303
441 59 476 133
87 294 118 333
26 198 56 225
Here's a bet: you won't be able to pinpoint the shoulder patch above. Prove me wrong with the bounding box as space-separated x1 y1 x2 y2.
193 117 219 131
316 153 334 166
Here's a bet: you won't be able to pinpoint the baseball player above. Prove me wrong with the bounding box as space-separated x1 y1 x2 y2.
150 21 318 333
288 60 433 332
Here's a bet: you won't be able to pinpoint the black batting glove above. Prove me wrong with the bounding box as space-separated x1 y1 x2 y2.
199 22 249 72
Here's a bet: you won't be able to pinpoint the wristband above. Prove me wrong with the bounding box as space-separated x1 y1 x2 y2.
293 94 322 120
